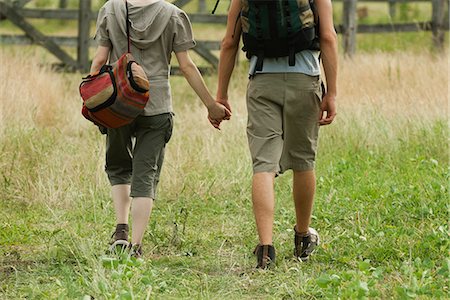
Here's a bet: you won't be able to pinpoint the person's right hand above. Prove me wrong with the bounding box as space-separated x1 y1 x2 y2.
318 93 337 126
216 97 232 116
208 97 232 129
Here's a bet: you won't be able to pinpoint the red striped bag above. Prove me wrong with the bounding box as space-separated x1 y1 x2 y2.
79 0 149 129
80 53 149 128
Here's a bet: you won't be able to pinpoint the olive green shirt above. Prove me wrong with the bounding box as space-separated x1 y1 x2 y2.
95 0 196 115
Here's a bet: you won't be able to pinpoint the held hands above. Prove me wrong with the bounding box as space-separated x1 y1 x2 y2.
207 98 232 130
319 93 337 126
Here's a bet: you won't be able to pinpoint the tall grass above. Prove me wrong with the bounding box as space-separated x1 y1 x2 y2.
0 47 448 298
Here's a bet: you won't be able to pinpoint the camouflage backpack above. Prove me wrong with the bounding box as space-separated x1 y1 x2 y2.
240 0 320 71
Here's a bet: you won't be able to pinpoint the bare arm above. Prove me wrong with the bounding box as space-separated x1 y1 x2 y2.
216 0 242 109
175 50 231 125
317 0 338 125
89 45 110 75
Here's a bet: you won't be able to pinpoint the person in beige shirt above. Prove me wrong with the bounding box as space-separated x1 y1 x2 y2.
90 0 230 258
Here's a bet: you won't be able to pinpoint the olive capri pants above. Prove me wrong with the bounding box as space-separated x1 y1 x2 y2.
105 113 173 199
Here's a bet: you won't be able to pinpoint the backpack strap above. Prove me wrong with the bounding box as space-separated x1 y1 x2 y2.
282 0 296 66
232 12 242 39
267 1 278 39
253 0 266 72
309 0 321 51
255 51 265 72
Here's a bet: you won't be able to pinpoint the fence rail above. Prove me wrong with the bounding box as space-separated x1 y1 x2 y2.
2 8 227 23
0 0 448 71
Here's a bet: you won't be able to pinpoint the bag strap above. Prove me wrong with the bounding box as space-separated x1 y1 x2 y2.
125 0 131 53
212 0 220 14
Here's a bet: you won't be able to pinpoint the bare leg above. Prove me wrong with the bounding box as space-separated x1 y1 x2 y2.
252 172 276 245
131 197 153 245
112 184 132 224
293 170 316 234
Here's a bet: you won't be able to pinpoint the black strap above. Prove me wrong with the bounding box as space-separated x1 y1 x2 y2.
212 0 220 14
288 48 295 66
254 1 264 71
267 1 278 39
283 0 296 66
283 0 293 37
231 12 241 39
126 0 131 53
255 50 264 72
254 3 264 40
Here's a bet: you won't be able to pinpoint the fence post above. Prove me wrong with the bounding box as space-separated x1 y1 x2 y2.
59 0 68 9
342 0 357 57
77 0 91 72
431 0 446 50
388 0 397 18
198 0 206 13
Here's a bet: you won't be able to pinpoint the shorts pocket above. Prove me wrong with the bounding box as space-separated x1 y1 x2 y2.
314 80 324 105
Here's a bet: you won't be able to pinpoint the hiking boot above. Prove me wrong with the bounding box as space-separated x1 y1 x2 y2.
253 244 276 269
109 224 129 253
294 227 320 262
128 243 143 259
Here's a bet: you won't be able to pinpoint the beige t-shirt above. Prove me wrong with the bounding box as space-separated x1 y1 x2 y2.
95 0 196 116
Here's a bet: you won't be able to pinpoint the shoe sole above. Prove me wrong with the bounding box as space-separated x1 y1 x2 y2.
109 240 129 253
299 249 316 262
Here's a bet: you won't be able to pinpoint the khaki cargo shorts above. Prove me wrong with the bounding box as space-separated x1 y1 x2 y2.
246 73 322 174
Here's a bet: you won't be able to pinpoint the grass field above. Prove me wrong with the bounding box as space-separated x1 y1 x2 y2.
0 0 449 298
0 41 448 299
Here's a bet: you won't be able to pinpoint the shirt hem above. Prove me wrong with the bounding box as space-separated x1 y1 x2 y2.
142 108 173 116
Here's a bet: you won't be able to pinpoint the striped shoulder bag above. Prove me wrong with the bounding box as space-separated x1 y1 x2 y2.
79 0 150 129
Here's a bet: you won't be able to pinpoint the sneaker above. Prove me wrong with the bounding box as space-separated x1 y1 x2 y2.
128 243 143 259
109 224 129 253
253 244 276 269
294 227 320 261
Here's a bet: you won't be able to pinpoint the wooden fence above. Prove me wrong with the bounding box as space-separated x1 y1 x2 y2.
0 0 225 72
338 0 449 56
0 0 448 72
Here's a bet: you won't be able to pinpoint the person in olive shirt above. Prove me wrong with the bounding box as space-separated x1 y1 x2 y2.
214 0 338 268
90 0 230 258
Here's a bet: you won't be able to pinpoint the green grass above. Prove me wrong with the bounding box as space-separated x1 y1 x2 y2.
0 1 448 297
0 56 448 298
0 118 447 299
